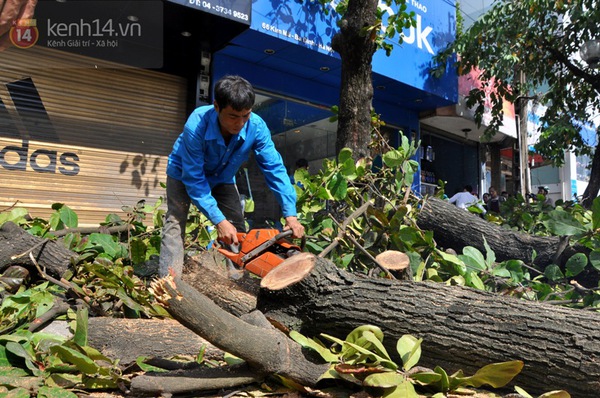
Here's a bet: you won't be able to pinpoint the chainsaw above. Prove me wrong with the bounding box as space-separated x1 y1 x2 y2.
217 229 304 277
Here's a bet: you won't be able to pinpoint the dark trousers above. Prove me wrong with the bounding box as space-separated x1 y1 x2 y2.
158 176 245 276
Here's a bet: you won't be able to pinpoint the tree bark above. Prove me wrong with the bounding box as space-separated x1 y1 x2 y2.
416 197 581 269
182 252 259 317
148 274 329 390
582 139 600 208
332 0 378 159
257 254 600 397
0 221 74 277
86 318 226 365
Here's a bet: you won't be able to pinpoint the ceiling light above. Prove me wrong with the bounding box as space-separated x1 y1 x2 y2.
181 31 192 37
414 98 423 103
376 85 386 90
264 49 275 55
127 15 139 22
294 129 301 133
319 66 330 72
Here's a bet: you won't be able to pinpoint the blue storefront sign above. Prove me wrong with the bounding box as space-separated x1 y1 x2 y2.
168 0 251 24
249 0 457 103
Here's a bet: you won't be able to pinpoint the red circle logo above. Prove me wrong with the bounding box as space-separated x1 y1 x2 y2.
10 21 39 49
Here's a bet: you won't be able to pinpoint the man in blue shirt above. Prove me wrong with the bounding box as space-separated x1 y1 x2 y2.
159 75 305 276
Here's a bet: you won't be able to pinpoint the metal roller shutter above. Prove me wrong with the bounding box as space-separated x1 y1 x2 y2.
0 46 187 226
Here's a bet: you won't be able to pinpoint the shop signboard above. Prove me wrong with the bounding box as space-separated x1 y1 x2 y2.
167 0 251 25
249 0 457 101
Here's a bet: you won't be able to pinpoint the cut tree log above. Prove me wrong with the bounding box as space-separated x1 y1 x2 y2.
257 253 600 397
416 197 582 269
0 221 74 277
134 274 329 395
87 318 226 365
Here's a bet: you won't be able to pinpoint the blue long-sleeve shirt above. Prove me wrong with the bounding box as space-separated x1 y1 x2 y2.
167 105 297 225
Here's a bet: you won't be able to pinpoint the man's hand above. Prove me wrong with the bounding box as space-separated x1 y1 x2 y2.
283 216 305 239
216 219 239 246
0 0 38 51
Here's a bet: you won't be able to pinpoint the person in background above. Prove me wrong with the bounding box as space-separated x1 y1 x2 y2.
487 186 501 213
159 75 305 277
482 192 490 211
537 186 554 207
448 185 486 214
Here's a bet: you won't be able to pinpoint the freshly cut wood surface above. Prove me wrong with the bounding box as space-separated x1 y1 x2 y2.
260 252 316 290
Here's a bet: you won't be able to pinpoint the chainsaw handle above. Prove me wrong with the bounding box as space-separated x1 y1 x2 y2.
276 229 306 251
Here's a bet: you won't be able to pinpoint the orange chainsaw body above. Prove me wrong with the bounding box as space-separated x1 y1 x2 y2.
217 229 301 277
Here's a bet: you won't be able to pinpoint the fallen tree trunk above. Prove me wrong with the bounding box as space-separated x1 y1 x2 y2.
416 197 581 268
135 271 329 395
257 253 600 397
0 221 74 277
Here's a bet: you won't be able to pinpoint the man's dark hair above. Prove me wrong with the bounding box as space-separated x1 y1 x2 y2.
214 75 255 111
295 158 309 169
464 184 473 192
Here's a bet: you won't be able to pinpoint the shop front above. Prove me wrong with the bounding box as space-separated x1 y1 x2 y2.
1 0 460 226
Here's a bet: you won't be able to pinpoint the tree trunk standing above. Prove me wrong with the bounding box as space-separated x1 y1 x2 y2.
416 197 580 269
581 138 600 208
331 0 378 160
257 255 600 397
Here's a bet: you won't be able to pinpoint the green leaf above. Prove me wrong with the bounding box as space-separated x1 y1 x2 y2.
396 335 422 371
514 386 534 398
130 238 147 264
338 148 353 164
589 251 600 272
465 271 486 290
136 356 169 372
434 366 450 392
82 376 118 389
73 307 88 347
565 253 588 277
49 345 100 375
5 342 34 362
455 360 523 388
538 390 571 398
86 233 120 257
363 371 404 388
46 373 82 388
327 172 348 200
382 149 404 168
542 208 587 236
0 366 29 377
362 330 392 361
290 331 338 362
544 264 564 281
38 386 79 398
58 206 78 229
483 237 496 268
592 197 600 230
0 387 32 398
0 207 29 226
383 379 419 398
459 246 486 271
410 371 442 385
